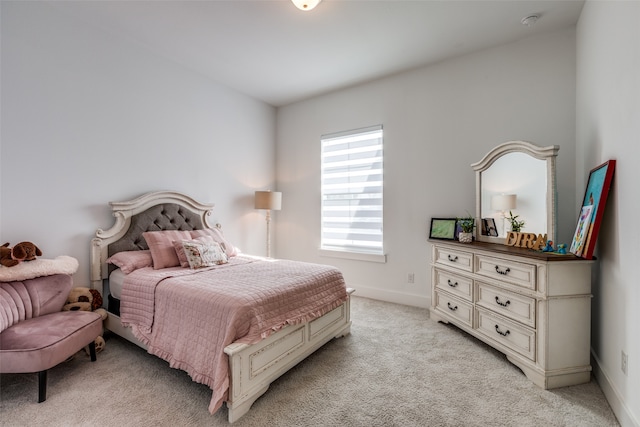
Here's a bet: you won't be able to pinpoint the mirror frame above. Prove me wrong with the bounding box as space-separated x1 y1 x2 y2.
471 141 559 244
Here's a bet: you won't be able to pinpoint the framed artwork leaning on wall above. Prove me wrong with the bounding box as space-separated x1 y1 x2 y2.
570 159 616 259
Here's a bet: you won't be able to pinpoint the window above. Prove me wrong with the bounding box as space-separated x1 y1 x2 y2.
321 125 383 256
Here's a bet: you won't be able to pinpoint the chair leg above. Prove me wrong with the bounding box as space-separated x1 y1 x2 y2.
36 341 95 404
89 341 97 362
38 370 47 403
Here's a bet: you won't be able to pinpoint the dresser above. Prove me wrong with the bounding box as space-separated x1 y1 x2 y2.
429 239 593 389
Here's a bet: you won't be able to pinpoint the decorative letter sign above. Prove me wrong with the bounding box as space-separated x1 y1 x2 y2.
505 232 547 250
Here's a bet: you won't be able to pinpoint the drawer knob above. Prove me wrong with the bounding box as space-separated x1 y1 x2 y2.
495 325 511 336
447 279 458 288
447 302 458 311
495 296 511 307
495 265 511 275
447 255 458 262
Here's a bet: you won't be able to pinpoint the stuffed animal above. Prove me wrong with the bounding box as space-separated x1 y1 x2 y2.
0 241 42 267
63 287 108 354
12 241 42 261
0 243 19 267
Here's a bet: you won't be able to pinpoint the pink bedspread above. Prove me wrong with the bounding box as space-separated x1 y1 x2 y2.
119 255 348 414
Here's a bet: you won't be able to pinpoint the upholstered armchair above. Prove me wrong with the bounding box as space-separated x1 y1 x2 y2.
0 273 103 402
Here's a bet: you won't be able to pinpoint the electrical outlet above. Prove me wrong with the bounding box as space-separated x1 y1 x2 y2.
407 273 415 284
622 350 628 376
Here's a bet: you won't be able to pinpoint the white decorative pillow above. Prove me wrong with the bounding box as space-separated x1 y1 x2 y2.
181 239 228 269
172 235 216 268
190 228 238 257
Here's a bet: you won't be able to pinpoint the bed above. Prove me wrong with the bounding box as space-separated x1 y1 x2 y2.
90 191 352 422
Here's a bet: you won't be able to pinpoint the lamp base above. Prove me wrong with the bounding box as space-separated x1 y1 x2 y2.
265 210 272 258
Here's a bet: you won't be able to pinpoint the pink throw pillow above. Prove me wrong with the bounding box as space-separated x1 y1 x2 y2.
106 250 153 274
142 230 192 269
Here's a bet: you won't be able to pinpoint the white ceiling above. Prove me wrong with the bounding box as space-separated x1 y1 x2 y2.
51 0 585 107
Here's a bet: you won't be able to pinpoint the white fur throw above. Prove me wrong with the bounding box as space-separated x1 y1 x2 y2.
0 256 79 282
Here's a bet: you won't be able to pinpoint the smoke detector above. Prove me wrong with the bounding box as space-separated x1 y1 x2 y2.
521 15 539 27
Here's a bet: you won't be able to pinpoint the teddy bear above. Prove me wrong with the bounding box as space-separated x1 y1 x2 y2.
0 241 43 267
63 287 108 354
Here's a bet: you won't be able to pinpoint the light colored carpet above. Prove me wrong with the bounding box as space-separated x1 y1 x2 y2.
1 296 618 426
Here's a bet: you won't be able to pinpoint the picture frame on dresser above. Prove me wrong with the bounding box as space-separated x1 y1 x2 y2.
481 218 498 237
429 218 457 240
570 159 616 259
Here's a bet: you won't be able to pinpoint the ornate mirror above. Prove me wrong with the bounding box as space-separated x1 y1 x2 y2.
472 141 559 244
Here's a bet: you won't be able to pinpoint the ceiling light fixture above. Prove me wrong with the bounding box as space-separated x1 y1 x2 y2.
521 15 539 27
291 0 321 11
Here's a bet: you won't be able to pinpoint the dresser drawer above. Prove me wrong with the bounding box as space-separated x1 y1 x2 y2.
434 268 473 302
433 246 473 273
434 290 473 328
476 282 536 328
476 308 536 361
475 254 536 290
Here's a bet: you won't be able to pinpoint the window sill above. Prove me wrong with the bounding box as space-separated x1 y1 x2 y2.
318 248 387 263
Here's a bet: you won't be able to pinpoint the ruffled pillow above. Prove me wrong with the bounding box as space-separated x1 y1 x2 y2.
181 239 228 269
106 250 153 274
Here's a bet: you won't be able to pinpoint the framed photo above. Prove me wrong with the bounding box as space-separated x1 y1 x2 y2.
429 218 457 240
570 160 616 259
482 218 498 237
570 205 593 256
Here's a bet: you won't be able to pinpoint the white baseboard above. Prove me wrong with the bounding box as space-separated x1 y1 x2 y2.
591 349 639 427
349 284 429 308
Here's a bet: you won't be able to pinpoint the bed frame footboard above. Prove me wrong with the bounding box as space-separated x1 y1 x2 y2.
224 289 353 423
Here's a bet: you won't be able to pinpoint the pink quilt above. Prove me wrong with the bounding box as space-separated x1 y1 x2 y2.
119 255 348 414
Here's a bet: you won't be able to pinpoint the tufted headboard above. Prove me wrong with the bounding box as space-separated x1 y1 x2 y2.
108 203 204 256
90 191 215 296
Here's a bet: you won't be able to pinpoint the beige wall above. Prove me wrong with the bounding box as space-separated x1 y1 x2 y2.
276 28 577 307
0 2 277 284
576 1 640 425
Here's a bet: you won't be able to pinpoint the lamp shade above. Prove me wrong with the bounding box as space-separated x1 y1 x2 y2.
291 0 321 11
255 191 282 211
491 194 517 211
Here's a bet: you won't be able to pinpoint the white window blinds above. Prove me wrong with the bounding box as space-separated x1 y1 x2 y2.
321 125 383 254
